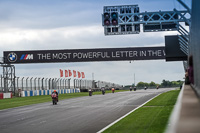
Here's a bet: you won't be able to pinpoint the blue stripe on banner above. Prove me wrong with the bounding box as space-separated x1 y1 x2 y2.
43 90 45 95
47 90 49 95
73 89 75 93
25 91 28 97
61 89 63 94
39 90 41 96
20 54 25 60
57 90 59 94
30 91 33 96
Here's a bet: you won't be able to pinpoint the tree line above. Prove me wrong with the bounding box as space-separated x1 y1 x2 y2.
125 80 184 88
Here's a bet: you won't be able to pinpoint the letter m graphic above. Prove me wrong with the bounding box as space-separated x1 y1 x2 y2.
26 54 33 60
20 54 33 60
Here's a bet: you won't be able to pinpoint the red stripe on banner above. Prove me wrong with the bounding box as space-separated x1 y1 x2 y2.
24 54 28 59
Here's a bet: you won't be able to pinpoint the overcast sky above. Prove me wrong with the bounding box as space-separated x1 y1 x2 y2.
0 0 191 85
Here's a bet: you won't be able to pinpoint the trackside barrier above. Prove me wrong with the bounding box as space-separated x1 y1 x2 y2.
20 88 80 97
0 93 12 99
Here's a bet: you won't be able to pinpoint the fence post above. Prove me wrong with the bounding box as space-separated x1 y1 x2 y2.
42 77 44 90
22 77 24 91
68 78 71 89
34 77 37 90
30 77 33 90
26 77 29 91
16 77 19 91
49 78 51 90
45 78 48 90
38 78 40 90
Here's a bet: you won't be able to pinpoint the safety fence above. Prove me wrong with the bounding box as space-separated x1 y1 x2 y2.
0 76 122 93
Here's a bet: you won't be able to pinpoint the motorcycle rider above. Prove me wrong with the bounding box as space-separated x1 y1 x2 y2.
157 85 159 89
130 86 132 91
52 90 58 102
101 87 105 95
88 88 92 96
134 86 136 91
112 87 115 93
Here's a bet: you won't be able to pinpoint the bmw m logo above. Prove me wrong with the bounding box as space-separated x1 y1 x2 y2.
7 52 17 62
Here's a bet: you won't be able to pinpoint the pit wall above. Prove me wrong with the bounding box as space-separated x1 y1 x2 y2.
21 88 80 97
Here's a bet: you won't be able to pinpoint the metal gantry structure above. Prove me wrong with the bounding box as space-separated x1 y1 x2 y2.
102 0 191 56
0 64 16 94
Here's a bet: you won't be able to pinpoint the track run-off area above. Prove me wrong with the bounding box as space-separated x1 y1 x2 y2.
0 88 175 133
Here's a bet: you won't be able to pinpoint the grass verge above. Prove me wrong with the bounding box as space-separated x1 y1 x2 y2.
103 89 180 133
0 90 126 110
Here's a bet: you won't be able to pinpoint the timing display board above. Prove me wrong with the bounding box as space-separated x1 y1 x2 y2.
4 46 165 64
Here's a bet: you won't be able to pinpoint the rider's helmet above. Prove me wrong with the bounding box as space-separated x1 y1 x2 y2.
54 90 56 92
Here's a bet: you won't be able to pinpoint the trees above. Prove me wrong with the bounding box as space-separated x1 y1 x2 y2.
137 82 145 87
133 80 183 89
161 80 183 87
137 82 149 88
149 81 156 87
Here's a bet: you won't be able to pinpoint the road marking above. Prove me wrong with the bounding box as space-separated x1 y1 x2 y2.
97 92 162 133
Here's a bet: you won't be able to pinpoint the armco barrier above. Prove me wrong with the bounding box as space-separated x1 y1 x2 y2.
21 88 80 97
0 93 12 99
0 93 3 99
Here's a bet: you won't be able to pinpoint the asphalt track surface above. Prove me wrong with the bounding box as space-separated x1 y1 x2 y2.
0 88 174 133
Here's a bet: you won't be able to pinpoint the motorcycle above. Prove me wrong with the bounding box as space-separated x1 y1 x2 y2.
52 97 58 105
51 93 58 105
112 89 115 93
102 90 105 95
89 89 92 96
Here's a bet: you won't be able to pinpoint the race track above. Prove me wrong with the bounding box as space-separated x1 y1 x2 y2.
0 88 174 133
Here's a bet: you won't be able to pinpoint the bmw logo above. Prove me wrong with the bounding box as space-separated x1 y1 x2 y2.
7 52 17 62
